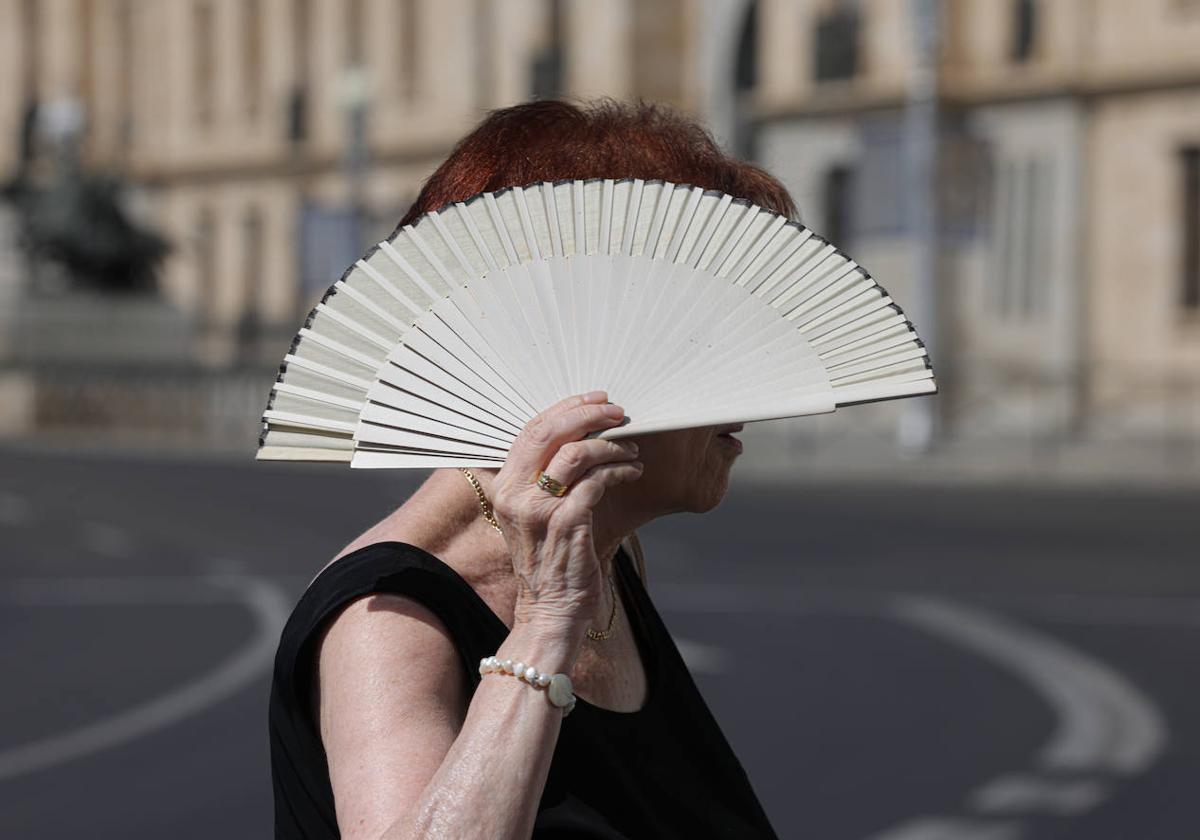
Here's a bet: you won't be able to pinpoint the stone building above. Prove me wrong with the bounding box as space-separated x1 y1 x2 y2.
0 0 727 369
751 0 1200 443
1 0 1196 450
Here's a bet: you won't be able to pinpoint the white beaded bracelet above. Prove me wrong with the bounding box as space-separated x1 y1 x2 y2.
479 655 577 716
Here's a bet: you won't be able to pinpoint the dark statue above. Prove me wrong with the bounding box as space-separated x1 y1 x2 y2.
3 100 171 296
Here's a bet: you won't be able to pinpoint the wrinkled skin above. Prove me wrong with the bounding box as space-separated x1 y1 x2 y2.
601 423 741 520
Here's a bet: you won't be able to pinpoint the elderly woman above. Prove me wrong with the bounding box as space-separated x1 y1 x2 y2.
269 99 793 839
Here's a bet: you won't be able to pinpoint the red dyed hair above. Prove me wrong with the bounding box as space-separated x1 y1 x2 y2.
396 97 798 228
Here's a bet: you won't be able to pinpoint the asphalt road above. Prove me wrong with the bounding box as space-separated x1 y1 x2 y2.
1 445 1198 839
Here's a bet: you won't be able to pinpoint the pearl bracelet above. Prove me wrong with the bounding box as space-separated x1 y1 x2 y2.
479 655 577 716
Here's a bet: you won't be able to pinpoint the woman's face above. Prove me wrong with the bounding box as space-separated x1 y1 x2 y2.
621 424 742 515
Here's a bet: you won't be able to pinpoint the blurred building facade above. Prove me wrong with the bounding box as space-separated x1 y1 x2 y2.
0 0 738 442
753 0 1200 445
0 0 1196 456
1 0 709 368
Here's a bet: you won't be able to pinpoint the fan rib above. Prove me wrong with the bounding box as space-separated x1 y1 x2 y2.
452 202 500 272
620 179 645 256
599 179 614 256
428 211 479 277
541 182 564 258
693 194 737 271
376 362 525 433
403 227 459 288
729 216 790 289
353 259 425 318
264 409 356 434
482 192 520 265
258 178 938 466
331 281 411 334
273 382 363 412
313 304 392 351
710 204 761 277
392 328 527 427
428 300 541 417
511 186 544 262
377 241 442 301
686 193 732 269
296 328 381 371
666 186 705 264
282 354 372 391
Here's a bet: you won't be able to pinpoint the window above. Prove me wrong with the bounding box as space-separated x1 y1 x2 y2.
238 206 265 358
734 0 758 93
116 0 134 146
856 117 905 238
78 0 95 123
1011 0 1036 62
19 0 40 164
193 1 215 126
472 0 491 110
530 0 565 99
632 0 684 102
289 0 310 144
243 0 263 118
195 208 217 323
400 0 421 103
813 1 859 82
1182 147 1200 310
822 164 856 248
21 0 38 101
989 156 1053 319
346 0 365 67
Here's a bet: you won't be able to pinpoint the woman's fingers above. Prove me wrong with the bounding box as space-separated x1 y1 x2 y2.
556 460 645 519
540 438 639 490
504 392 625 482
490 393 643 637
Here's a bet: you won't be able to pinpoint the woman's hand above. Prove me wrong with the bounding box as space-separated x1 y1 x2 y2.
490 390 643 641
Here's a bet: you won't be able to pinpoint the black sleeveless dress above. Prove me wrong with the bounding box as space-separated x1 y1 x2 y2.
269 540 779 839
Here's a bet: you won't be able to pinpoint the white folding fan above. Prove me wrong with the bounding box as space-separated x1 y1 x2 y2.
257 178 936 468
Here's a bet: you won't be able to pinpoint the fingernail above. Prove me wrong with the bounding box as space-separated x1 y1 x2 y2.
625 441 639 453
604 404 624 418
583 390 607 403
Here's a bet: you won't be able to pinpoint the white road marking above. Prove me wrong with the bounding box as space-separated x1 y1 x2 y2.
652 582 1200 627
0 573 290 782
0 492 31 526
867 817 1022 840
673 638 728 674
656 583 1169 837
892 596 1167 774
969 774 1108 815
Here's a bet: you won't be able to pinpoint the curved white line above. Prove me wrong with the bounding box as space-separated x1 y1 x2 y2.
0 574 290 782
868 816 1021 840
891 596 1167 774
674 638 728 674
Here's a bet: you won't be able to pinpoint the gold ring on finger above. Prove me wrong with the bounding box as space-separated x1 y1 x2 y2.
535 470 569 497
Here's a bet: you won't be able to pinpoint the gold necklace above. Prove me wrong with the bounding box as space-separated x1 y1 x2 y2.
458 467 618 641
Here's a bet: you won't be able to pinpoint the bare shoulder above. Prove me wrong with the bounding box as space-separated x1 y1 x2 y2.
314 590 470 727
314 591 470 837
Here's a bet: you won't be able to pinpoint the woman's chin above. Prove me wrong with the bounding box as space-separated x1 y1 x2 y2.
688 466 735 513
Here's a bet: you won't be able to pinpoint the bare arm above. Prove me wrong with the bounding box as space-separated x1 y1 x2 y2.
317 595 581 840
318 391 642 840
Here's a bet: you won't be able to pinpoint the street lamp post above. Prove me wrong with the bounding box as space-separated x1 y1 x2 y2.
339 66 372 252
898 0 942 453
